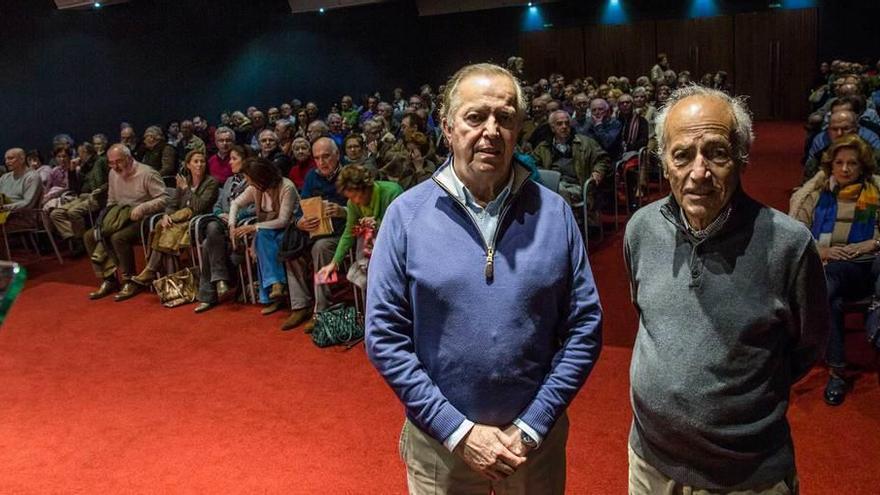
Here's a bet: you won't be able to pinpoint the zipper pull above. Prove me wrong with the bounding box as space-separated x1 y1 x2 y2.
484 247 495 280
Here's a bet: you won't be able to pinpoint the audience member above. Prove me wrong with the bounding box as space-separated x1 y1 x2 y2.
287 137 316 190
804 109 880 180
229 157 300 316
84 144 167 302
49 142 108 255
0 148 43 234
136 126 178 176
790 134 880 406
176 120 207 165
258 129 293 177
208 127 236 185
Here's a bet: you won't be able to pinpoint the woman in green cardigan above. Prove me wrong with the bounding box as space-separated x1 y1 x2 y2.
315 165 402 281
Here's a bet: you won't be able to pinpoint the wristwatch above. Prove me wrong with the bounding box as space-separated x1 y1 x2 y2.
521 430 538 449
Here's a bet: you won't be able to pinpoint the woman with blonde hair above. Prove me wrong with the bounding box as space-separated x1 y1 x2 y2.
790 133 880 406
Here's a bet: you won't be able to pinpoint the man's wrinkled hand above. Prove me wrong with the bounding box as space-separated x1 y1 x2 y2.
501 424 532 457
454 424 526 481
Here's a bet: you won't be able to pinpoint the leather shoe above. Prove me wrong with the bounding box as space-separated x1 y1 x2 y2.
281 307 313 331
131 268 156 287
824 375 847 406
268 282 285 301
113 282 142 302
89 279 119 300
216 280 233 302
194 302 215 314
303 316 317 334
261 301 283 316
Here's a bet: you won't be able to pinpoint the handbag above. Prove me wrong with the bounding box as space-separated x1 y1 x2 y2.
311 303 364 348
278 223 310 261
152 267 199 308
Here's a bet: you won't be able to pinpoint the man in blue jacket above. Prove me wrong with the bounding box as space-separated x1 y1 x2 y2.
365 63 603 494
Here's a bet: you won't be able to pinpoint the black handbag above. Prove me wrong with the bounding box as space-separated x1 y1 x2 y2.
278 223 310 262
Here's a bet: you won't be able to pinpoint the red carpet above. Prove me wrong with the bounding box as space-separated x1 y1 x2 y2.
1 122 878 493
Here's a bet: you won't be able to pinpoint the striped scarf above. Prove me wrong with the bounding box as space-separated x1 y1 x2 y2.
810 180 880 247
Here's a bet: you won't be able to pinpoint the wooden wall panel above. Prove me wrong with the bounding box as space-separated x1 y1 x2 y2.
582 21 657 82
656 16 734 82
519 27 584 83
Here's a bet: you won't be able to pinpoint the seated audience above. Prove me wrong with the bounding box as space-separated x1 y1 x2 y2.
247 111 268 150
617 94 650 209
193 115 216 155
342 134 377 170
208 127 236 185
258 129 293 177
40 146 72 207
307 120 330 144
26 150 51 187
789 134 880 406
49 142 108 255
283 137 347 331
120 124 138 151
288 137 316 190
228 157 300 316
0 148 43 234
175 120 206 166
531 110 611 208
403 131 437 182
136 125 178 176
84 144 167 302
131 150 219 290
275 119 296 159
584 97 623 159
315 164 402 283
92 133 109 157
804 109 880 180
194 145 253 313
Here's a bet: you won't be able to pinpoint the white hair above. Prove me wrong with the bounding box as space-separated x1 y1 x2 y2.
654 84 754 167
215 126 235 140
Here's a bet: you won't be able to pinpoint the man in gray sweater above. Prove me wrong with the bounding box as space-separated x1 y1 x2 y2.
624 86 829 493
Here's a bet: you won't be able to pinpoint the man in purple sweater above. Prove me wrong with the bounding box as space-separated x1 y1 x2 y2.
366 63 603 494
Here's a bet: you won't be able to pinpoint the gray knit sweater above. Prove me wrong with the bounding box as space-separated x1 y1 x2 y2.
624 190 829 490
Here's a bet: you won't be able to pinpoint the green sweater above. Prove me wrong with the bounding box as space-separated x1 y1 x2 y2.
333 180 403 264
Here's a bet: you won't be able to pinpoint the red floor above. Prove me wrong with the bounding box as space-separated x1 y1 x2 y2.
1 122 878 493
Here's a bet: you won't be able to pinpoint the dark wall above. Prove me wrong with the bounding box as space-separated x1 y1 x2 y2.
817 0 880 65
0 0 520 152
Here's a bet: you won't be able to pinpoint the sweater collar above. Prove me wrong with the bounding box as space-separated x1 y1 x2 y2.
660 187 757 243
433 155 531 203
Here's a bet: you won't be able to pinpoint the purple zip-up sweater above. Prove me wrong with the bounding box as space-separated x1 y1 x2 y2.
365 161 603 443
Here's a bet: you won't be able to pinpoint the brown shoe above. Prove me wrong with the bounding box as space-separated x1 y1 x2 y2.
281 307 313 331
89 279 119 300
113 282 142 302
131 268 156 287
261 300 283 316
268 282 285 301
303 316 317 334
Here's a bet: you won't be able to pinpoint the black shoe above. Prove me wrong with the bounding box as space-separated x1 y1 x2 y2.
194 302 215 314
88 279 119 300
113 282 142 302
216 280 234 303
824 375 847 406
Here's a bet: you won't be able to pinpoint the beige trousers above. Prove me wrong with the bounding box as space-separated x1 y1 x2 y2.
49 193 99 240
399 414 568 495
628 446 799 495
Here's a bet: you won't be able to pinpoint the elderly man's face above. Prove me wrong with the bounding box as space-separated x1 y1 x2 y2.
328 115 343 133
216 132 234 154
180 121 194 139
307 122 324 142
267 108 280 123
573 96 589 115
92 137 107 155
664 95 740 230
312 139 339 176
590 100 608 122
259 133 278 155
530 100 547 121
306 103 318 120
107 147 134 175
618 96 634 115
341 96 352 111
550 113 572 142
252 112 266 129
193 117 207 131
828 112 858 140
280 104 292 117
4 150 25 172
120 128 136 147
443 73 520 178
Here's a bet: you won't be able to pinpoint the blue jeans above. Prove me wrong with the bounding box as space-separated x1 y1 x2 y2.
255 227 286 304
824 259 875 368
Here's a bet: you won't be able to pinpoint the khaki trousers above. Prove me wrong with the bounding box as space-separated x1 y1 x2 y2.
49 193 99 240
400 414 568 495
628 446 799 495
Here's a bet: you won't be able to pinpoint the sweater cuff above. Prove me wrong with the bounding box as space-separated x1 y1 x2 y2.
443 419 474 452
425 401 469 445
517 403 556 439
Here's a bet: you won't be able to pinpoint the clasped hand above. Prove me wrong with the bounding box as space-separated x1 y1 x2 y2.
454 424 531 481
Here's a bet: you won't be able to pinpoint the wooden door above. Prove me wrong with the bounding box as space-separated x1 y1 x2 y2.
582 21 657 82
734 8 817 120
519 27 585 83
656 16 734 83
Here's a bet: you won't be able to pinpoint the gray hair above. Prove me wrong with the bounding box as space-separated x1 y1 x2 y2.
144 125 164 139
440 63 527 124
258 129 279 141
548 109 571 125
654 84 754 167
214 126 235 140
108 143 132 157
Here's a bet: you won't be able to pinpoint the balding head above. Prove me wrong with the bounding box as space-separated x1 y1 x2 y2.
107 143 134 175
828 110 858 141
312 137 339 176
4 148 26 173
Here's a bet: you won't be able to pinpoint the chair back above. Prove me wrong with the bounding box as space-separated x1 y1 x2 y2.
537 169 561 193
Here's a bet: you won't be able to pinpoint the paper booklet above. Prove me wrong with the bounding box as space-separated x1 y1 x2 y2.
300 196 334 237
